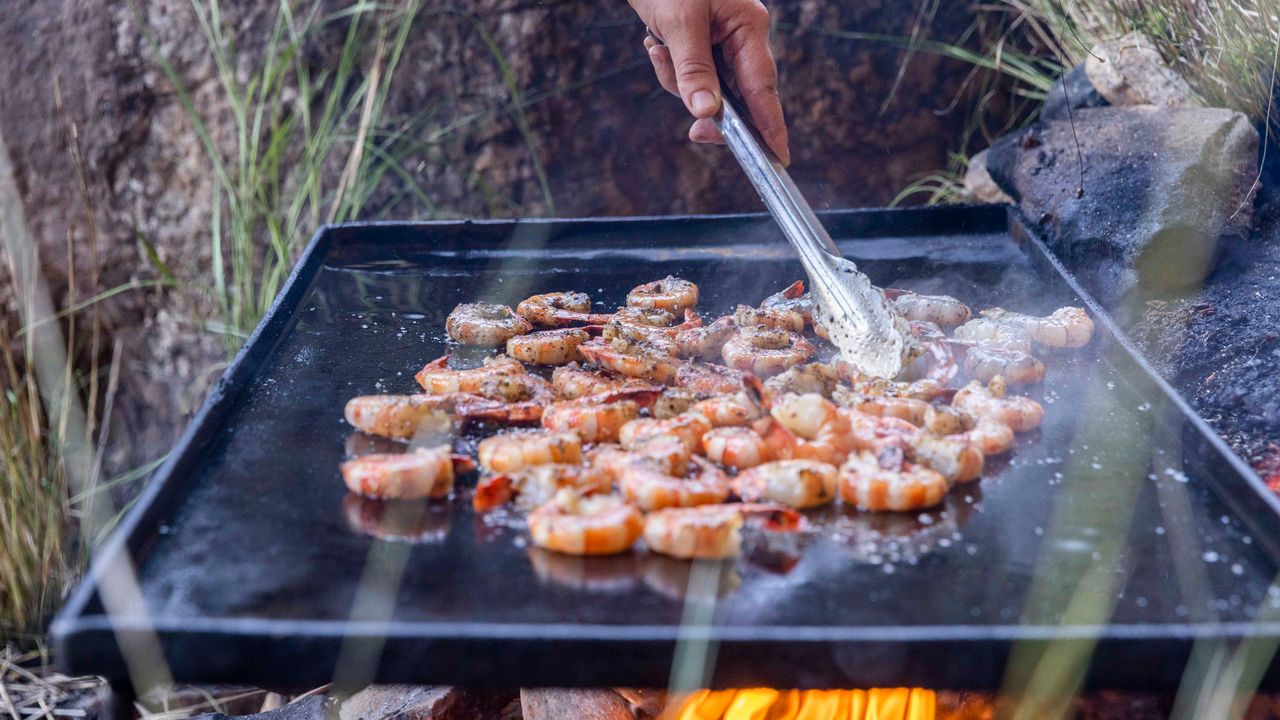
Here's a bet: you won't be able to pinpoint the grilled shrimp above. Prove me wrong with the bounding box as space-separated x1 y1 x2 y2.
834 390 929 427
620 413 712 456
627 276 699 313
732 459 838 508
516 291 611 328
909 434 984 483
473 463 612 511
960 418 1017 455
541 387 660 443
528 490 643 556
506 328 591 366
922 404 975 435
953 377 1043 432
690 392 766 427
734 304 805 333
952 318 1033 352
839 365 949 402
676 315 737 360
676 361 753 395
550 365 654 400
643 503 802 560
840 447 949 512
619 455 731 511
924 405 1012 455
344 394 456 439
981 306 1093 348
760 280 815 325
702 426 772 470
341 446 473 499
844 410 921 453
477 429 583 473
768 393 856 465
963 344 1046 385
886 290 972 327
578 339 681 385
445 303 532 345
415 354 524 394
722 328 815 377
764 362 841 399
653 387 700 419
454 374 555 424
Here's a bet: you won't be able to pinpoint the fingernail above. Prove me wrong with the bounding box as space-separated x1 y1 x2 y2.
691 90 718 115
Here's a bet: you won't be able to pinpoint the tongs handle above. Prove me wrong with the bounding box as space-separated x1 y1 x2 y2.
711 50 841 258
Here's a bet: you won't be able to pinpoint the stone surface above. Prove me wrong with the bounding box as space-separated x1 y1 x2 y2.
0 0 1017 473
613 688 668 717
1040 63 1107 122
963 148 1012 204
340 686 458 720
1085 32 1201 109
520 688 635 719
190 695 335 720
986 106 1259 311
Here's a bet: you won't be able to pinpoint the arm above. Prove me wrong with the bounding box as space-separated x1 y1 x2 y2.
629 0 790 165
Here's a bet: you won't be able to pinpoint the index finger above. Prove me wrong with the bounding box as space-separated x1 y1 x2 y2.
721 25 789 166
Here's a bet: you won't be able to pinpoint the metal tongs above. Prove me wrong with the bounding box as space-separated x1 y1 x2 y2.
710 51 907 378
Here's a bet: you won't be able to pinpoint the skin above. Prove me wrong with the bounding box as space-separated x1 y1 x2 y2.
628 0 790 165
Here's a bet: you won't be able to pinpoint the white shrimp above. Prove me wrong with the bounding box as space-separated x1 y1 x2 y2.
980 306 1093 348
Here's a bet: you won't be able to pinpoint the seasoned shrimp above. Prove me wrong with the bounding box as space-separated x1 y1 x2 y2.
344 394 456 439
960 418 1017 455
478 429 583 473
952 318 1033 352
415 354 524 394
722 327 815 377
341 446 472 499
953 377 1044 432
840 447 950 512
676 361 753 395
844 409 921 453
445 303 532 345
886 289 972 327
653 387 700 419
963 344 1046 385
981 306 1093 348
516 291 611 328
453 374 555 424
909 434 984 483
760 280 815 325
702 426 772 470
627 276 699 313
922 405 975 436
528 490 644 556
619 455 731 511
541 387 660 443
643 503 802 559
764 362 841 399
578 338 681 385
834 390 929 426
769 393 856 465
473 463 612 511
839 364 949 401
676 315 736 360
550 365 654 400
734 304 805 333
690 392 766 427
506 328 591 365
732 459 838 508
620 413 711 456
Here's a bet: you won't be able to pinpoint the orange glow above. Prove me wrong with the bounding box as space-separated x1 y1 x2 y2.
671 688 937 720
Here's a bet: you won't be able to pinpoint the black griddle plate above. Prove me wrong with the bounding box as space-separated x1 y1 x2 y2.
53 207 1280 691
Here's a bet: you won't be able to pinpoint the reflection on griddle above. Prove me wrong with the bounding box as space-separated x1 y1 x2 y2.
342 494 452 543
643 556 741 600
344 431 408 458
528 548 645 593
826 494 975 565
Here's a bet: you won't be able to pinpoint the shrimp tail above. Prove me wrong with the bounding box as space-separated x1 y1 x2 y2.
780 280 805 300
472 474 513 511
740 503 805 532
456 397 543 424
743 373 771 411
592 385 665 407
415 355 451 388
451 454 478 475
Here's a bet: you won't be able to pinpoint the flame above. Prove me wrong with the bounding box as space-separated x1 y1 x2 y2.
670 688 936 720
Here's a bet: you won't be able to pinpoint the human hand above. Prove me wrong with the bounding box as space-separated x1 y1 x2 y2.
629 0 790 165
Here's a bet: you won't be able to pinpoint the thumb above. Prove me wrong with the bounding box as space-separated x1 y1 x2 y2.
659 13 721 118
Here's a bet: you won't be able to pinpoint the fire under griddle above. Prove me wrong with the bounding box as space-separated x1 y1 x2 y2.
53 206 1280 691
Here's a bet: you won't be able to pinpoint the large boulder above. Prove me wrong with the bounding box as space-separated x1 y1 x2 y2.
1085 32 1201 108
987 106 1259 312
1040 63 1107 122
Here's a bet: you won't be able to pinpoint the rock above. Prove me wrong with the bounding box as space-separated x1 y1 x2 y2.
963 148 1013 204
986 106 1259 310
190 696 334 720
1040 64 1107 122
1085 32 1201 108
613 688 668 717
519 688 635 720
